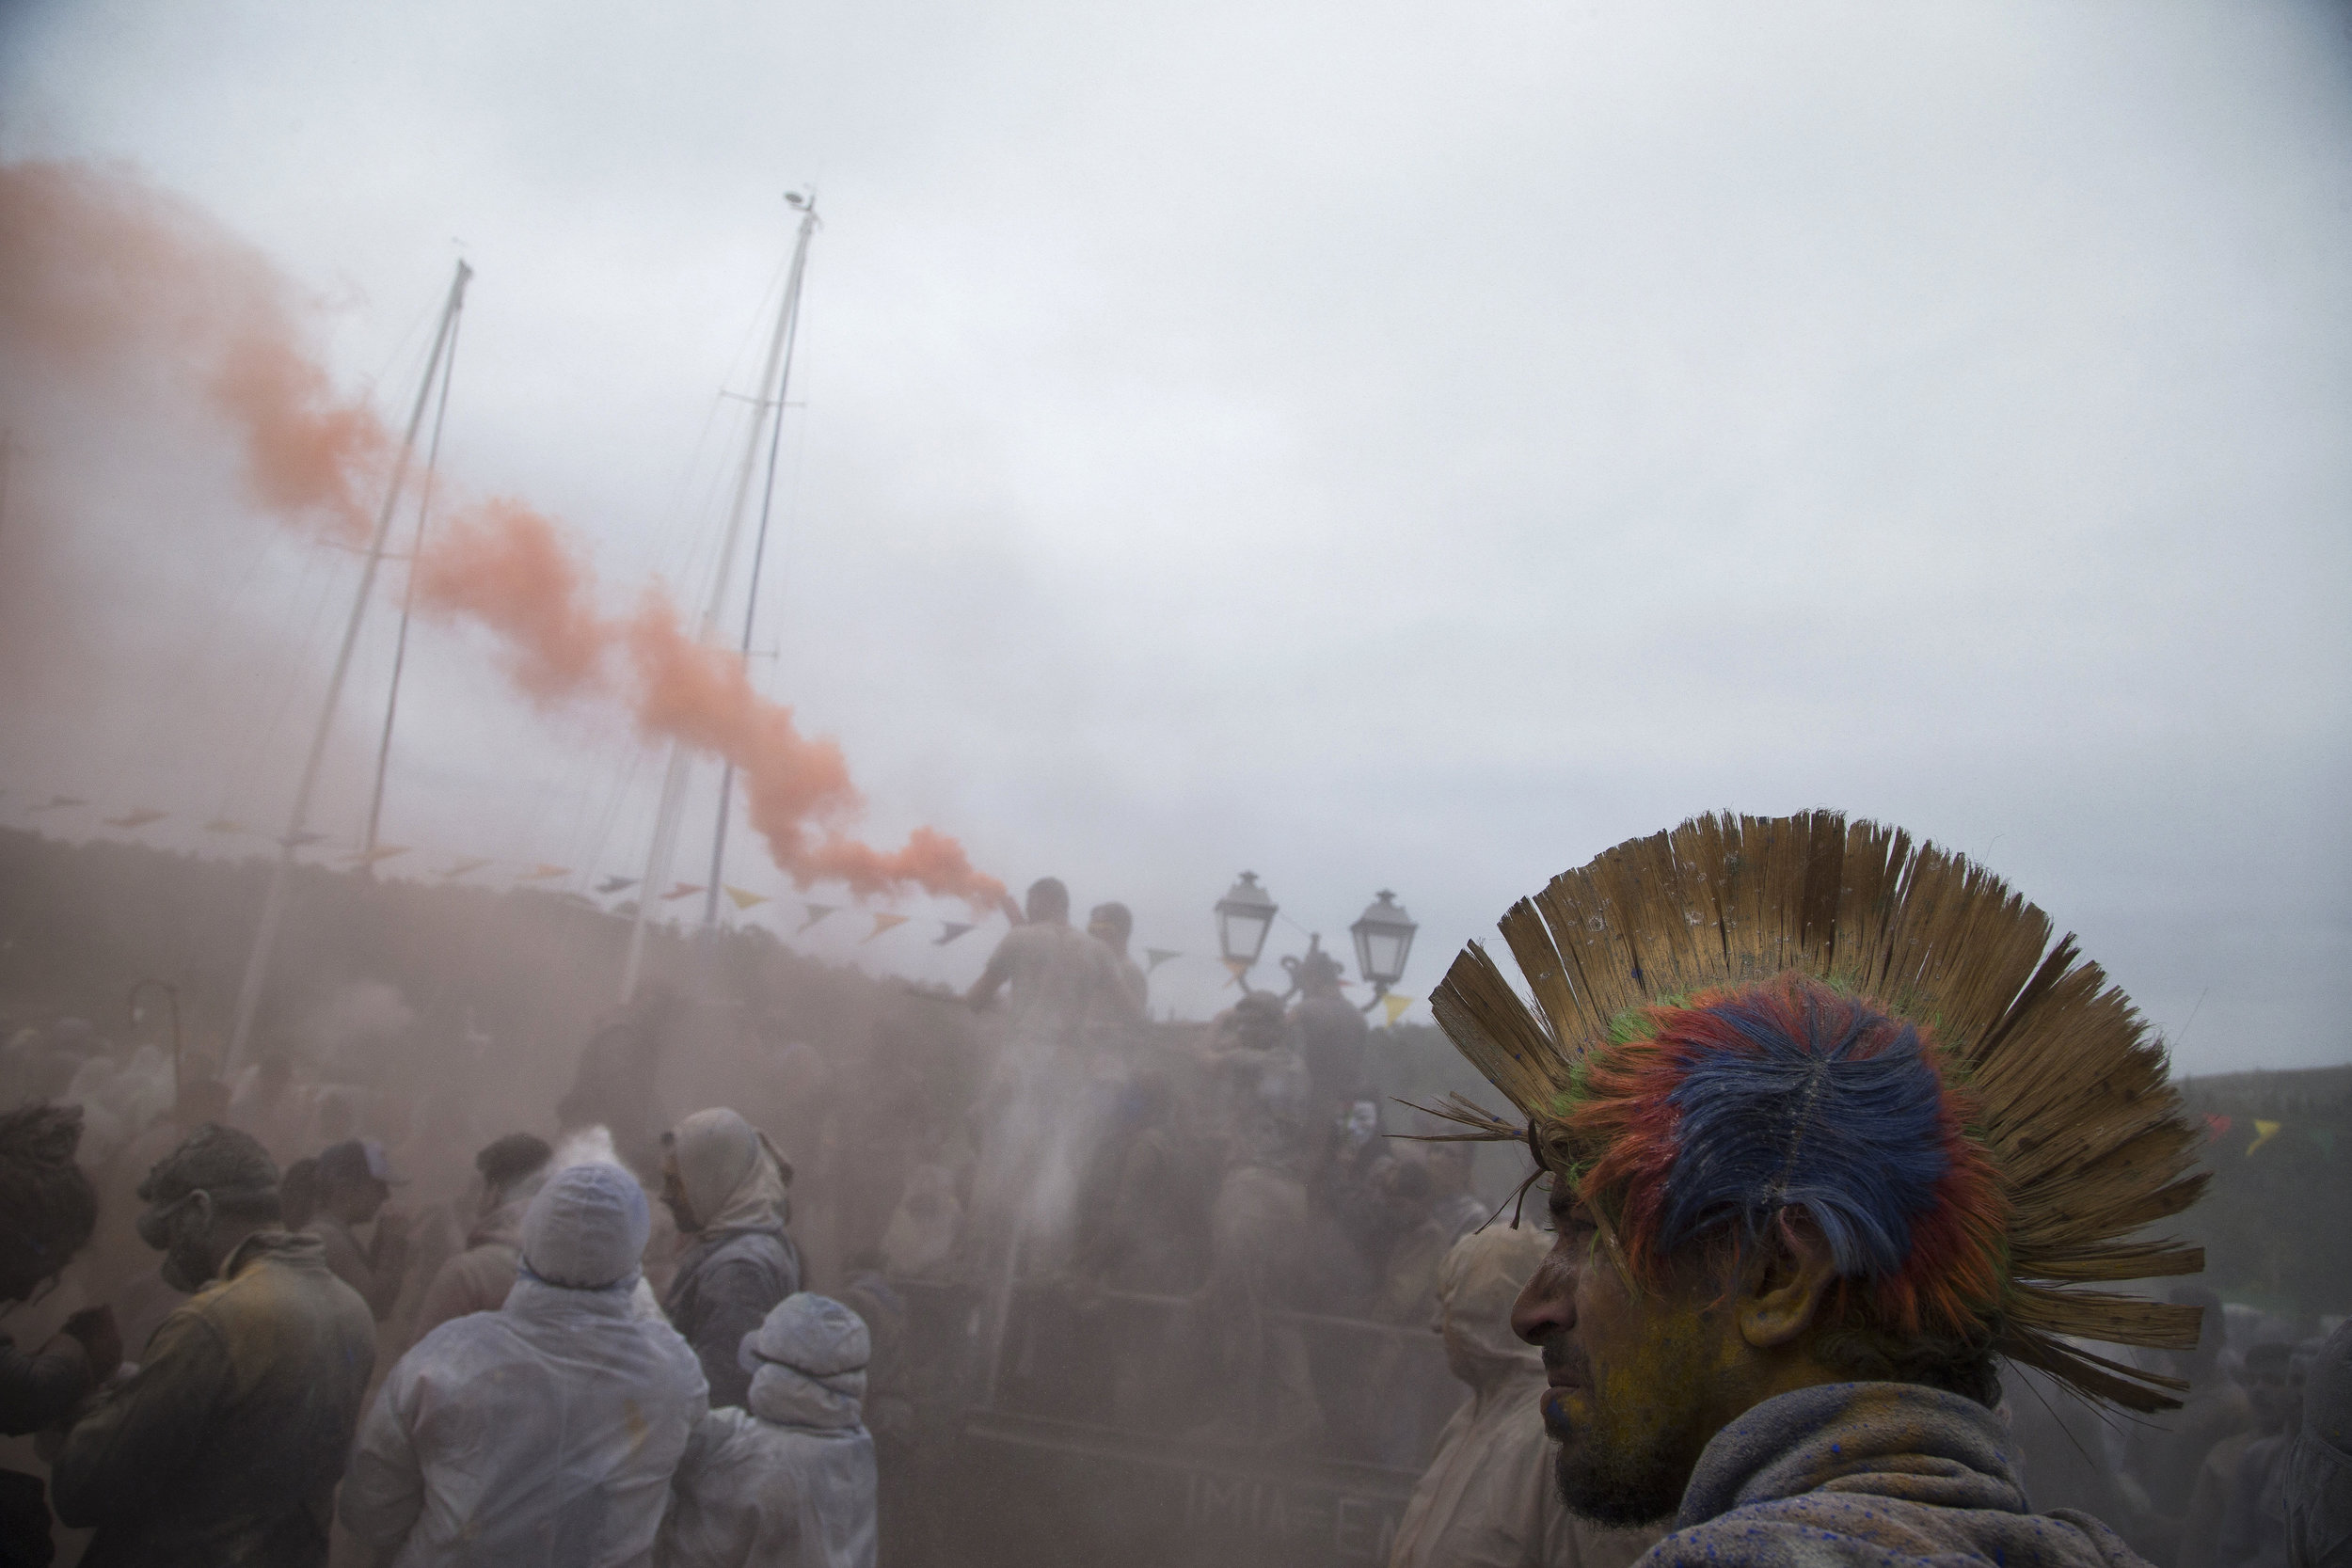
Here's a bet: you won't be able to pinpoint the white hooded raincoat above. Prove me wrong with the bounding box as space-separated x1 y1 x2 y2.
658 1292 877 1568
342 1162 709 1568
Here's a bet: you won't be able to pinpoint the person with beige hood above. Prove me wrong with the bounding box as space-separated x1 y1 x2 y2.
661 1109 803 1410
1389 1226 1659 1568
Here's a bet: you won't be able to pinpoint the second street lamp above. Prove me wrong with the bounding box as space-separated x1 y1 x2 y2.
1214 871 1279 984
1349 889 1418 1010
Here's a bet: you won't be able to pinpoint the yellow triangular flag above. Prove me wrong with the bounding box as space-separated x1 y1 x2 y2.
2248 1119 2282 1156
1380 993 1414 1026
516 863 569 881
724 885 769 911
862 912 910 943
439 857 493 879
1222 958 1251 988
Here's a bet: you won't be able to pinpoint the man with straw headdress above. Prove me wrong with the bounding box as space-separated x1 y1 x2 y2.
1422 811 2209 1568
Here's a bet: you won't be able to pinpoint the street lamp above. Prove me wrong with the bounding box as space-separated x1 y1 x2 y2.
1349 890 1418 1009
1214 872 1279 984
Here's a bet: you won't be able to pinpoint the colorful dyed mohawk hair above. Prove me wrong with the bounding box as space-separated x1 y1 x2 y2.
1426 810 2208 1413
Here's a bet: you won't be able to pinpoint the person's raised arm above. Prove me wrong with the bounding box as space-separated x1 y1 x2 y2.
965 937 1017 1011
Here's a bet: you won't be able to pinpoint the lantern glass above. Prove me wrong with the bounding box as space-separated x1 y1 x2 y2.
1215 872 1278 968
1349 890 1417 990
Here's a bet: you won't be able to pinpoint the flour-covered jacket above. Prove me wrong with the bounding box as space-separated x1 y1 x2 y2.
1644 1382 2153 1568
342 1272 707 1567
342 1164 707 1568
658 1294 876 1568
53 1229 376 1568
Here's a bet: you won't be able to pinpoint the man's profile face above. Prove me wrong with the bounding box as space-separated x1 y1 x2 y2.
1512 1180 1726 1528
141 1192 222 1293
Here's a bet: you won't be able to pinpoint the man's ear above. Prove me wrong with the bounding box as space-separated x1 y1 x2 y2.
1737 1208 1837 1350
186 1189 215 1234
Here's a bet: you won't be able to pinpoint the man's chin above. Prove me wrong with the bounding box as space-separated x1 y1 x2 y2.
1552 1436 1685 1528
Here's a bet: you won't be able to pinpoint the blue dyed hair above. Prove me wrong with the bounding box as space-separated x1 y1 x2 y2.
1566 974 2008 1337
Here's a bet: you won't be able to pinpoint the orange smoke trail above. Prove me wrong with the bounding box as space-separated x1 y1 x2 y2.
418 507 1006 908
2 158 1005 913
0 160 387 541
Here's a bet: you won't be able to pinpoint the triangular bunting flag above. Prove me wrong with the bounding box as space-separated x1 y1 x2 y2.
104 809 167 830
862 912 910 943
1144 948 1181 974
516 863 569 881
2247 1119 2282 1156
343 845 409 866
2202 1114 2233 1142
596 875 639 895
724 885 769 911
30 796 87 812
1222 958 1252 988
936 921 975 945
660 881 704 901
796 904 835 935
439 857 493 879
204 817 248 834
1379 993 1415 1026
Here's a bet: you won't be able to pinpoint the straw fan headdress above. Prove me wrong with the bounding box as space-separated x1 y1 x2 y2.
1427 809 2207 1412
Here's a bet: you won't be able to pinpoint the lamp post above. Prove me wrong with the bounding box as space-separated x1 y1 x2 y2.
1349 890 1418 1012
1214 872 1278 987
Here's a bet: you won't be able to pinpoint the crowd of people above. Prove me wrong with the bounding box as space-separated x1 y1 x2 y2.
0 875 1513 1566
0 860 2347 1568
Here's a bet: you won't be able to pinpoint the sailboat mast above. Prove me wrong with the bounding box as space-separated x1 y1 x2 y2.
616 196 817 1001
227 259 473 1070
703 196 818 927
363 285 468 861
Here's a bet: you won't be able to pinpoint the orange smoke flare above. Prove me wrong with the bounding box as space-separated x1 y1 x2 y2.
0 160 388 541
2 157 1005 913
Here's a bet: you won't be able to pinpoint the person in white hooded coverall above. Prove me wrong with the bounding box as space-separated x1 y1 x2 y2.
657 1292 877 1568
1387 1226 1659 1568
339 1161 709 1567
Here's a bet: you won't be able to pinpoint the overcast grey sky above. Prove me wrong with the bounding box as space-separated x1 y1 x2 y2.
2 0 2348 1068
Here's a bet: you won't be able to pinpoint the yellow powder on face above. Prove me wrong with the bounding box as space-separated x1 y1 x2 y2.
1562 1297 1723 1456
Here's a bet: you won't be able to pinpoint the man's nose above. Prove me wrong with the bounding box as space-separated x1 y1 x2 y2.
1510 1252 1576 1346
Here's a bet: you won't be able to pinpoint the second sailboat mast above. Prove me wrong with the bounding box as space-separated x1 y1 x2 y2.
616 195 818 1000
703 197 818 927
